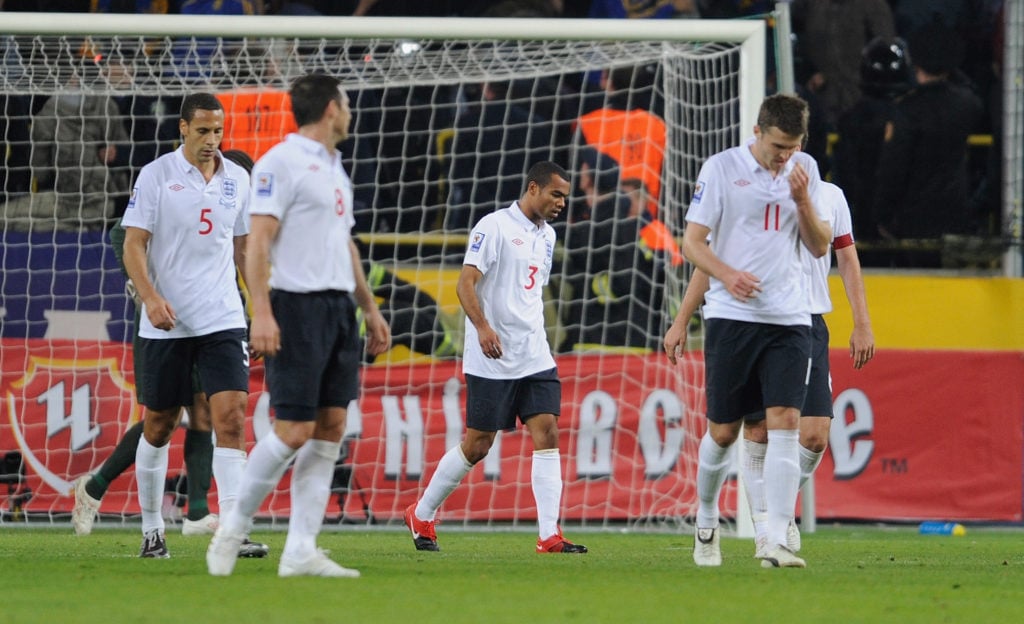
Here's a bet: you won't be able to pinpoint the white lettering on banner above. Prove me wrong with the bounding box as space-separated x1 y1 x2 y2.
829 388 875 479
638 389 685 477
382 394 424 479
39 380 99 451
576 390 617 477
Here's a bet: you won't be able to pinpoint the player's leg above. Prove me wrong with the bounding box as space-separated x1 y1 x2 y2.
72 420 145 536
758 324 812 569
275 291 362 577
75 310 148 536
275 406 361 578
407 372 509 551
519 368 585 553
694 319 757 567
181 387 215 532
197 329 249 529
739 418 769 556
799 315 834 489
135 336 193 558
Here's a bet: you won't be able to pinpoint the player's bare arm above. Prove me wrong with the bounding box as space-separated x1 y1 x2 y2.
789 163 831 258
835 244 875 369
664 267 709 365
681 223 761 303
122 226 176 331
456 264 502 359
245 214 280 356
349 239 391 357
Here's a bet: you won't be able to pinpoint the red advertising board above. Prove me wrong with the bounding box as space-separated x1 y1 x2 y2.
2 339 1022 522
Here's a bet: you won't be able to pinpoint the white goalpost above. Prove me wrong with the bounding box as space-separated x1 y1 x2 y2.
0 12 769 534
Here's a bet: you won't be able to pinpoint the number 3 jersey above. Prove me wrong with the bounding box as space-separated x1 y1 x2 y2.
462 203 557 379
121 147 250 339
686 140 828 326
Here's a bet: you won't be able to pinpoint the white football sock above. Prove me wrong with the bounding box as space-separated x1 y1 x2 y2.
532 449 562 540
798 444 824 490
283 438 341 560
221 431 296 535
416 444 473 521
764 429 800 548
135 437 168 535
212 446 246 520
695 433 731 529
741 438 768 544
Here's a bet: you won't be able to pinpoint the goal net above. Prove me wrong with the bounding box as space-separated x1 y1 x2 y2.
0 14 765 533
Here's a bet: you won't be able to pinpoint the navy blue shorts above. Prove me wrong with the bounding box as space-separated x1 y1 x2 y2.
803 314 833 417
745 314 832 422
137 328 249 411
465 367 560 432
704 318 811 424
265 290 361 422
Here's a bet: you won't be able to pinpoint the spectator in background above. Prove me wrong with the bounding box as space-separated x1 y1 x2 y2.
588 0 697 19
97 46 182 219
833 36 912 242
872 19 985 248
445 80 554 230
559 148 680 352
791 0 895 129
3 54 130 230
93 1 169 12
575 64 666 218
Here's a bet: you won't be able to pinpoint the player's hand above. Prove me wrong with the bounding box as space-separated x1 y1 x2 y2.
477 326 502 359
850 326 875 370
143 294 176 331
787 162 810 204
663 321 687 365
249 311 281 357
723 269 761 303
364 308 391 357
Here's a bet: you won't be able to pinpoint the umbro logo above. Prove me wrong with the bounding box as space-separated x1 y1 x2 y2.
309 164 319 172
512 238 525 246
169 184 185 191
733 179 750 187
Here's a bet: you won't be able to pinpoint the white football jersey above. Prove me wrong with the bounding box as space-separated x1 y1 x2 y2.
249 133 356 293
122 148 250 339
686 138 828 326
806 182 855 315
462 203 557 380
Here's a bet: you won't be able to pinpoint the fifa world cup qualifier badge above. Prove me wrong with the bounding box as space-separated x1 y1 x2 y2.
470 232 485 253
256 172 274 197
692 180 705 204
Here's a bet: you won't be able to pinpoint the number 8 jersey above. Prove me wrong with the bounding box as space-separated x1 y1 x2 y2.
122 147 250 339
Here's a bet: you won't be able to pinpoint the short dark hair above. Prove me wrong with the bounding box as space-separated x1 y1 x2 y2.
290 73 343 127
180 93 223 122
756 93 809 138
222 149 254 174
525 161 569 192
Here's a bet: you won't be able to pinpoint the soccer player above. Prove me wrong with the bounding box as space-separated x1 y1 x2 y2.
121 93 252 559
403 161 588 555
72 149 268 559
206 73 391 578
679 93 830 569
664 180 875 560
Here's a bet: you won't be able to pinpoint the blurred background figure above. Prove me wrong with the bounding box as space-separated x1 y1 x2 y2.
871 18 985 262
833 36 912 243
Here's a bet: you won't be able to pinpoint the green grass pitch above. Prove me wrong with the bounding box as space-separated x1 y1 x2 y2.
2 525 1023 623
